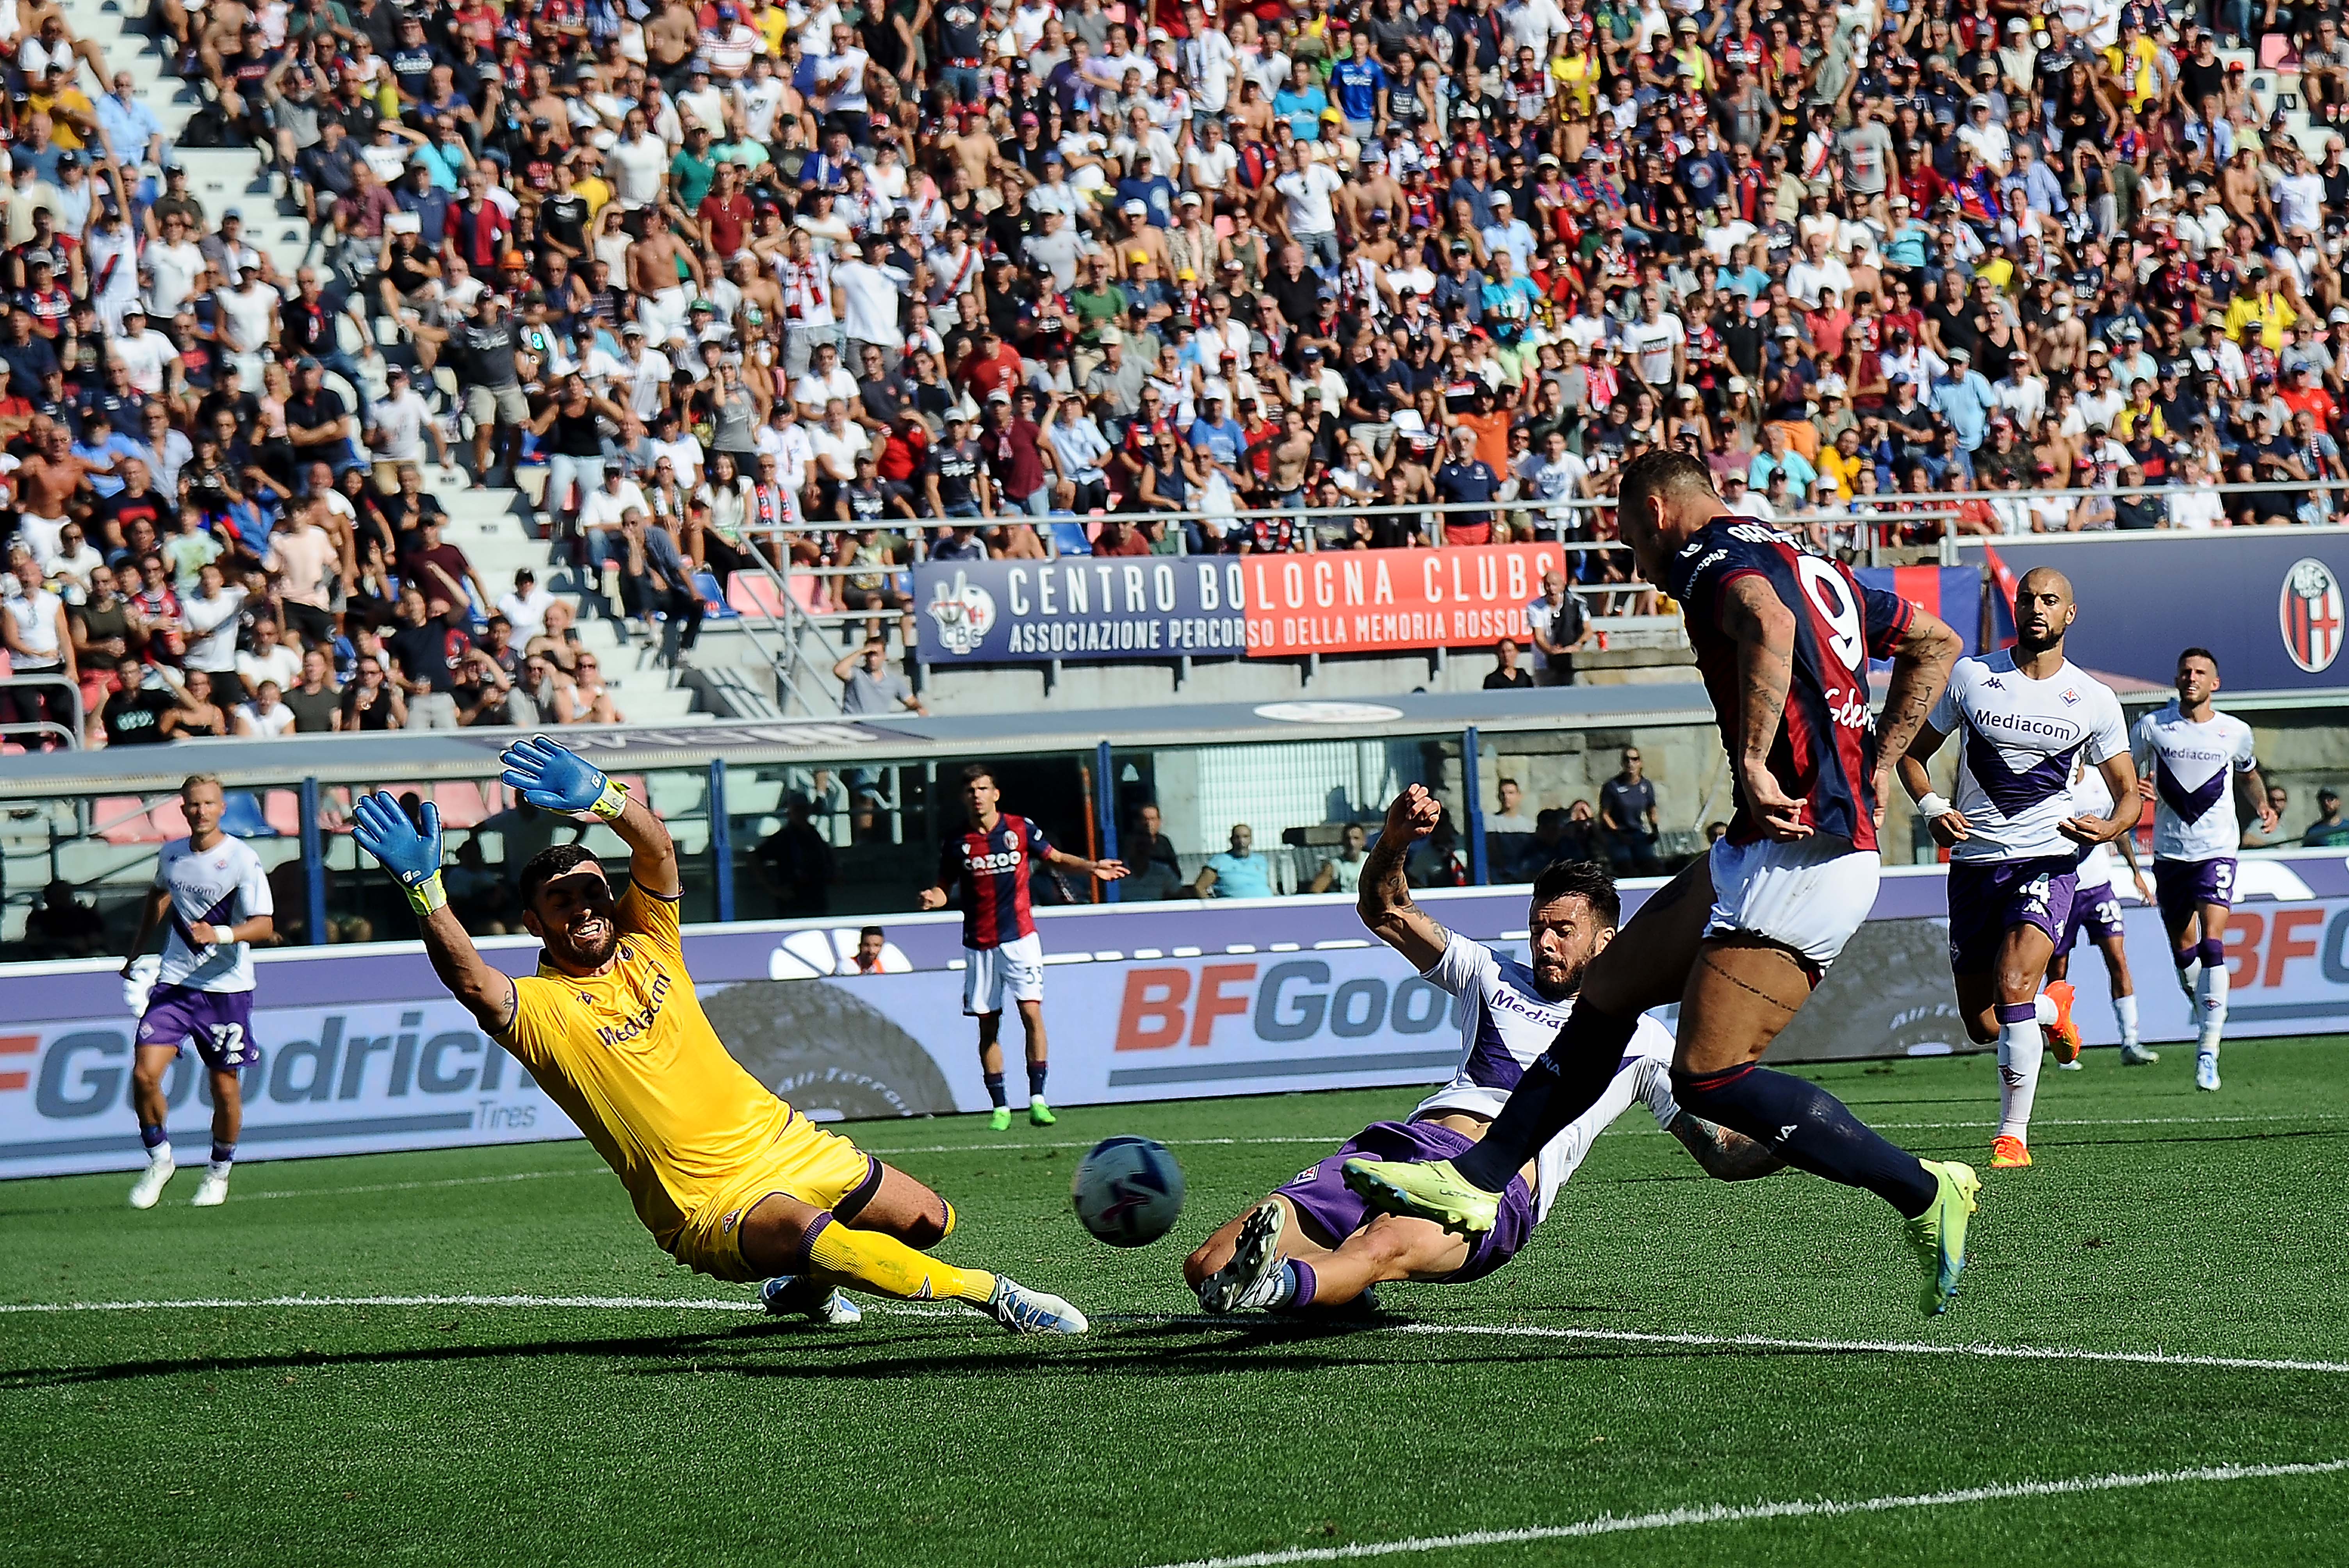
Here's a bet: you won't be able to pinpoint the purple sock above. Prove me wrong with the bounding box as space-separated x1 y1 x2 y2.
1287 1260 1317 1308
1027 1062 1048 1099
140 1124 168 1151
210 1142 236 1166
2174 945 2199 971
2197 937 2226 968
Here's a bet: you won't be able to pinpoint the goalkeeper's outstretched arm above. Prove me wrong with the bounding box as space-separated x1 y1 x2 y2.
351 792 519 1035
501 735 679 900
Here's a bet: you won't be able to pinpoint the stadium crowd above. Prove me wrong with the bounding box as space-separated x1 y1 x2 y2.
4 0 2349 747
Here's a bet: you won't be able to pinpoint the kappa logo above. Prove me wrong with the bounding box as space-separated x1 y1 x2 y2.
924 568 998 656
1983 677 2004 691
2279 557 2343 674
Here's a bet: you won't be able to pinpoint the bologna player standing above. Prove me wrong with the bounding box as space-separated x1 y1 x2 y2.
2133 649 2275 1092
1346 449 1983 1316
120 775 275 1210
919 764 1127 1131
1896 568 2139 1169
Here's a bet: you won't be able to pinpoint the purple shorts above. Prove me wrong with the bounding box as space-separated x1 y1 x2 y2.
2154 857 2237 931
1946 856 2078 973
1278 1119 1533 1285
2060 878 2126 951
136 984 259 1070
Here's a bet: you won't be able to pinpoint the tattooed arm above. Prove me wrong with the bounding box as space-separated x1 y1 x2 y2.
1718 574 1809 840
1875 605 1960 783
1358 785 1450 971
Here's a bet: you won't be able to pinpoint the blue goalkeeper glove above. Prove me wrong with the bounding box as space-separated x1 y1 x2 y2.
501 734 629 820
353 791 448 915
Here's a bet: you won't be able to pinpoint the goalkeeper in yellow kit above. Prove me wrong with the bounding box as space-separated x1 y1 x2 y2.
352 735 1087 1335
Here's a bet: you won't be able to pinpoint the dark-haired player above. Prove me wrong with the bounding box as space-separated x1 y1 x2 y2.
1345 447 1983 1316
917 763 1127 1131
1188 787 1780 1316
351 735 1088 1335
2133 648 2274 1091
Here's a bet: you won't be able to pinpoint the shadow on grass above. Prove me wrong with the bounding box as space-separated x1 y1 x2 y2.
0 1310 1937 1393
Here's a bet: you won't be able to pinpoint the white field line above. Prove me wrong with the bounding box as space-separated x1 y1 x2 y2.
237 1169 608 1202
4 1295 2348 1377
1129 1459 2349 1568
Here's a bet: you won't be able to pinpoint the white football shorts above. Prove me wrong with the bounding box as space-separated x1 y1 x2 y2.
962 932 1045 1016
1702 833 1881 969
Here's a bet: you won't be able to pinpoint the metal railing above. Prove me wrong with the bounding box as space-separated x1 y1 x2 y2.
0 673 84 751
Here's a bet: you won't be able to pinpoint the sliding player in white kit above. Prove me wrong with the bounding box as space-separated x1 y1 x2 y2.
1186 788 1780 1316
2049 754 2159 1071
1898 568 2140 1169
119 774 276 1208
2133 649 2276 1092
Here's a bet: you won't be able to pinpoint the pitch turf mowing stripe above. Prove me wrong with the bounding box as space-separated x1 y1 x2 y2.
1131 1459 2349 1568
10 1294 2349 1376
213 1108 2349 1200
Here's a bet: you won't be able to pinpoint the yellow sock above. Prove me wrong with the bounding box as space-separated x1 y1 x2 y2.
806 1217 995 1306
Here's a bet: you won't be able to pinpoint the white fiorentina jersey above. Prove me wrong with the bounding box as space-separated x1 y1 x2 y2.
2069 757 2117 890
2133 702 2259 861
1416 931 1678 1222
155 834 272 992
1927 650 2128 864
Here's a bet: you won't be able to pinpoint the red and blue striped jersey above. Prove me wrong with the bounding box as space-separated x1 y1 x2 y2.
940 812 1055 948
1667 519 1913 852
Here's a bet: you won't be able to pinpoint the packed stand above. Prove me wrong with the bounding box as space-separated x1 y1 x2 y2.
9 0 2349 747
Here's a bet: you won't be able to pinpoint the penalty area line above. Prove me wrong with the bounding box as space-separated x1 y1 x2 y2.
1129 1458 2349 1568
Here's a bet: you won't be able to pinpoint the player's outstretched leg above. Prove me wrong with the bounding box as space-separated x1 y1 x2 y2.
1667 937 1973 1315
743 1164 1088 1335
2190 930 2228 1090
1189 1197 1457 1315
1345 859 1717 1232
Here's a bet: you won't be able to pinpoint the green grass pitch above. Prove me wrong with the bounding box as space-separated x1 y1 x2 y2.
5 1036 2349 1567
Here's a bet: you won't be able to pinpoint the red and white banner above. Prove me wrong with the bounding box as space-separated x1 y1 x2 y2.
1242 543 1571 657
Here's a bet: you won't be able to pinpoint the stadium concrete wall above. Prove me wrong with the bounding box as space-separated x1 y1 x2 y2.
6 852 2347 1179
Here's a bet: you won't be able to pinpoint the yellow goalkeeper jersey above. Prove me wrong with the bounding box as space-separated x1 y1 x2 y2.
497 884 800 1250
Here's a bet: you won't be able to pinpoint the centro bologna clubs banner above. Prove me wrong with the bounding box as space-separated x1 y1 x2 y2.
9 857 2349 1178
914 544 1569 663
1955 533 2349 690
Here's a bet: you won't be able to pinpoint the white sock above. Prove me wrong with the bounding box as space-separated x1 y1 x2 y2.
207 1160 233 1178
147 1141 173 1166
2115 992 2140 1049
2034 992 2058 1027
1997 1018 2044 1141
2196 962 2229 1054
2176 957 2201 1004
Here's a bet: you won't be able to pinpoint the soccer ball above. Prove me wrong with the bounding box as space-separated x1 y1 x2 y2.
1071 1136 1185 1247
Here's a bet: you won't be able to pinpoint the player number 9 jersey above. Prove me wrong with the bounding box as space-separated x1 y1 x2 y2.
1668 519 1913 851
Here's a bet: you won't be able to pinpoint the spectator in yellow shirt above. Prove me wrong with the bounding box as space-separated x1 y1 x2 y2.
2224 272 2299 352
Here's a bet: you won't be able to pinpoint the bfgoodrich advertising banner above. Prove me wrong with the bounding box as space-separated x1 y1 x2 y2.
914 544 1574 663
8 856 2349 1179
1956 532 2349 690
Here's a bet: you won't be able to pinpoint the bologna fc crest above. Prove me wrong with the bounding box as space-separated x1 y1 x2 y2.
2279 558 2344 674
923 569 998 656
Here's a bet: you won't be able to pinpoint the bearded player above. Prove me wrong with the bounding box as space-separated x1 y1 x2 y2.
1187 786 1780 1316
2133 649 2275 1091
1344 448 1981 1315
352 735 1087 1335
1895 567 2139 1169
